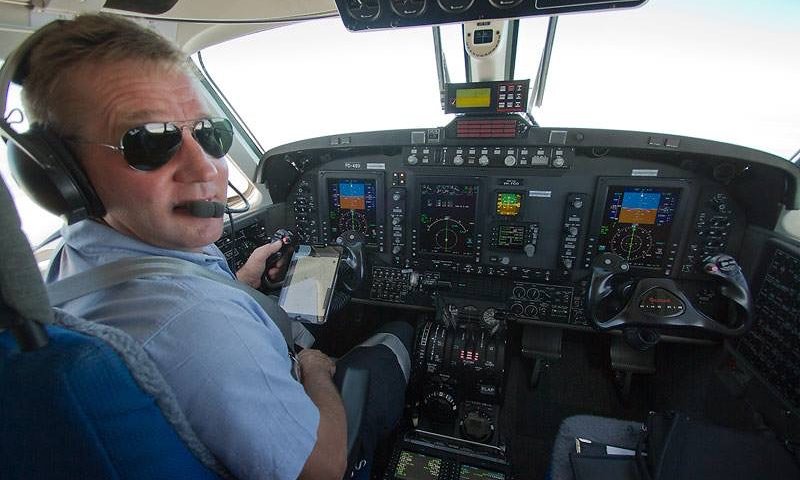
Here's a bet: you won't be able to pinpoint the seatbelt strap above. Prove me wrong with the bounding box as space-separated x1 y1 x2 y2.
46 255 313 349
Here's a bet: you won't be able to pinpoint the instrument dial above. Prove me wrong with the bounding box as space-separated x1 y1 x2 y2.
337 209 368 235
346 0 380 21
428 217 468 253
437 0 475 13
390 0 427 16
489 0 523 8
610 224 654 261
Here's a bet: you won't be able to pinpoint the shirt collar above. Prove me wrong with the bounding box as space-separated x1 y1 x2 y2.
59 220 232 275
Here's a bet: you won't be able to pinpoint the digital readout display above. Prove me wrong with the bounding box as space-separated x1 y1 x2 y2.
394 450 442 480
597 186 681 269
497 224 526 249
474 29 494 45
419 183 479 257
455 88 492 109
496 192 522 216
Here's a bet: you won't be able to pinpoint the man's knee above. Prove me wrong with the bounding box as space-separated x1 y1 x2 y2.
357 321 413 384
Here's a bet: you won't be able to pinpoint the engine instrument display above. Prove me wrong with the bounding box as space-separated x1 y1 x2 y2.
419 183 479 258
597 186 682 269
328 179 378 243
496 192 522 216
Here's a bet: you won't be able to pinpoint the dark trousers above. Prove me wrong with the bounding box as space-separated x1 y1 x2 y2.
333 321 413 475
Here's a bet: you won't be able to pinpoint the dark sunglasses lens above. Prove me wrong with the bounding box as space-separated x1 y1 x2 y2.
193 118 234 158
121 123 182 171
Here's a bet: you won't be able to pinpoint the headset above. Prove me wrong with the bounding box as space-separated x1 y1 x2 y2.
0 19 233 224
0 20 105 224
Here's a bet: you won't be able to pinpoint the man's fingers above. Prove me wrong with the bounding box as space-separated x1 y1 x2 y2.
253 240 283 261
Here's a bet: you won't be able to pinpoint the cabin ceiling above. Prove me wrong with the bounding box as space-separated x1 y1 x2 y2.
0 0 339 58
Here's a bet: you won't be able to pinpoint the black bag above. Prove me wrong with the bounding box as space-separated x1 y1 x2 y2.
641 411 800 480
571 412 800 480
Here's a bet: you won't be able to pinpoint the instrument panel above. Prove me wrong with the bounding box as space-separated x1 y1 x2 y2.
256 123 776 331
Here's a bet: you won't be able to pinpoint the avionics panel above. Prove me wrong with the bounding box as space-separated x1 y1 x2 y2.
593 178 690 271
319 172 384 247
416 179 483 262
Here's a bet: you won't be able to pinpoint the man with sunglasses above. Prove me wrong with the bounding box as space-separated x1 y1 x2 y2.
12 14 391 480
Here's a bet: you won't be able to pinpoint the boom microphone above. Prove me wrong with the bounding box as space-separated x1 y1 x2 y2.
186 201 225 218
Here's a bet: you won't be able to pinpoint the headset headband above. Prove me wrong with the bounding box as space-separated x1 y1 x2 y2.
0 19 105 224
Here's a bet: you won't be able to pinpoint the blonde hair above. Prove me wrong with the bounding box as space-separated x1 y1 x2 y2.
21 13 187 132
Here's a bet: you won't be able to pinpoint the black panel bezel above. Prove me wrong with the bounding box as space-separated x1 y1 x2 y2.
412 175 487 263
590 177 695 274
318 170 385 247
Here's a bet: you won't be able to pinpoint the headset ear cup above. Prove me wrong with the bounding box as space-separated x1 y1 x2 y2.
6 125 105 224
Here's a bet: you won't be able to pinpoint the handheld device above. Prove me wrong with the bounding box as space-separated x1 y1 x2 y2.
278 245 342 324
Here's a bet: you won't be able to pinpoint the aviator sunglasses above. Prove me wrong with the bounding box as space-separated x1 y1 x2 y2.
74 117 234 171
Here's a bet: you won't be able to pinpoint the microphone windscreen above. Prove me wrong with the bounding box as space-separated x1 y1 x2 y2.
186 201 225 218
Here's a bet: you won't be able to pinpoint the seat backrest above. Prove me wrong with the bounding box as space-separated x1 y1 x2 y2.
0 174 226 479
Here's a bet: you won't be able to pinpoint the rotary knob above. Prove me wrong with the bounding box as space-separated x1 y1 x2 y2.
504 155 517 167
423 389 458 422
524 244 536 257
478 154 490 166
552 156 566 168
460 410 494 442
453 154 465 166
407 154 419 165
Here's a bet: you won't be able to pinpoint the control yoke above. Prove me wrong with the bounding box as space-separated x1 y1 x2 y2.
336 230 366 293
588 253 754 338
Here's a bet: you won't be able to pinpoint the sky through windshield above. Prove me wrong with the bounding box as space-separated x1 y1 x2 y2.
200 0 800 159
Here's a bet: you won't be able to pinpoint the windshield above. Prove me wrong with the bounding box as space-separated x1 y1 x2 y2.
200 0 800 160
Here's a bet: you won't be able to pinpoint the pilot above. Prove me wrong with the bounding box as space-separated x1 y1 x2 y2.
14 13 409 480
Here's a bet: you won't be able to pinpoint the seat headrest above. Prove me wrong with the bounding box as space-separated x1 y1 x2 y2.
0 173 53 328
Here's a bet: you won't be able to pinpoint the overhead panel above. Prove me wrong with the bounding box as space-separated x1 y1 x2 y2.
334 0 648 32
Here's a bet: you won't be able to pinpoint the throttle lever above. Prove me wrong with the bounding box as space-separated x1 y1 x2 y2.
261 228 298 290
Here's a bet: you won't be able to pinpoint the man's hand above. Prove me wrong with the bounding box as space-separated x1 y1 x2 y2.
296 349 347 480
296 349 336 383
235 240 292 289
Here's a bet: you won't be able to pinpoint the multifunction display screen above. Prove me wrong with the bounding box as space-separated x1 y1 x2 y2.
460 464 506 480
328 179 378 244
419 183 479 258
497 224 526 249
394 450 441 480
597 186 682 269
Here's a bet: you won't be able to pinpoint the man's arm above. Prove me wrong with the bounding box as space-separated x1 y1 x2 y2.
297 349 348 480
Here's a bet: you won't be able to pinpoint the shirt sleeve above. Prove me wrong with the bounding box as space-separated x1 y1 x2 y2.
140 292 320 480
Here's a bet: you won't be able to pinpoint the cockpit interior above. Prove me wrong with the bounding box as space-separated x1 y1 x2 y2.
1 1 799 479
